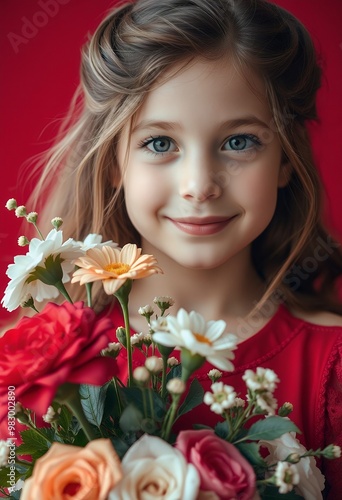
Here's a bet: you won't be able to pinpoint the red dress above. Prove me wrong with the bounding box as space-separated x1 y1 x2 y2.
108 304 342 498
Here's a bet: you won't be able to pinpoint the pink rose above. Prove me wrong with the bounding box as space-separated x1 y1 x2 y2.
0 301 117 423
176 429 256 499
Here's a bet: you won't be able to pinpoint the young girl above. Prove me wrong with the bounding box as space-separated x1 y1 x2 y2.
29 0 342 496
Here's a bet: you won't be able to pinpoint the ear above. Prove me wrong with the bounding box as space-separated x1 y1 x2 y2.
277 159 292 188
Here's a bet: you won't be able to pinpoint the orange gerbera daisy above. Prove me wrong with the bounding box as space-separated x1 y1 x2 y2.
71 244 163 295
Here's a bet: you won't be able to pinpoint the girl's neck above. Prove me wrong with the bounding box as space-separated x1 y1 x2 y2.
127 245 271 338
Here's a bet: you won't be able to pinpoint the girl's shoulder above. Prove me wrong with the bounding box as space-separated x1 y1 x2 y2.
289 308 342 328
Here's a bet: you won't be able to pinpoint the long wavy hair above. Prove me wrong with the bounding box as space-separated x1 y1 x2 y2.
30 0 342 313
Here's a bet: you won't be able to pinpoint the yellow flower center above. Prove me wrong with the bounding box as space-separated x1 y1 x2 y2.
104 262 130 275
194 333 212 345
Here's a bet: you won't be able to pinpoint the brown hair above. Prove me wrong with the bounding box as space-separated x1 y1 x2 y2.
30 0 342 313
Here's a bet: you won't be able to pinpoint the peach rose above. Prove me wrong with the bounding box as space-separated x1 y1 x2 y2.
21 439 122 500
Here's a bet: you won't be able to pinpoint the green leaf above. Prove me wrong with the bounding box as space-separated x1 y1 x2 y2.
79 383 108 428
16 428 54 458
214 421 229 439
235 442 268 469
121 387 166 421
177 378 204 418
166 364 182 382
241 416 300 443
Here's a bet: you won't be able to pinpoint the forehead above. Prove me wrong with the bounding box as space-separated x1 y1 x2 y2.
132 56 272 129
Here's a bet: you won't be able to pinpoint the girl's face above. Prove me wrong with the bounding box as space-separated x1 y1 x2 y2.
118 57 289 270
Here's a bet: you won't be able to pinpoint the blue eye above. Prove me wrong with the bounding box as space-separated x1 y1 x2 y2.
140 136 176 154
223 134 261 151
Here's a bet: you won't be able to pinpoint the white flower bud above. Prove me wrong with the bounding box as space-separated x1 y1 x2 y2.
51 217 63 229
18 235 29 247
42 406 61 423
0 440 9 467
145 356 163 373
323 444 341 459
15 205 27 217
153 296 175 312
5 198 17 210
133 366 150 383
208 368 223 382
26 212 38 223
167 356 179 367
166 378 186 395
101 342 122 358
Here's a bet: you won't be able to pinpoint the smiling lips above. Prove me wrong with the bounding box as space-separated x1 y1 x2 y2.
167 216 235 236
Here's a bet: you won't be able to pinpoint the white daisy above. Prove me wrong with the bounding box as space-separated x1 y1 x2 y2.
79 233 118 251
1 229 83 311
152 308 238 371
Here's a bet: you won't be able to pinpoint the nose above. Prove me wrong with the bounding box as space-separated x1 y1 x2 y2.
179 151 222 202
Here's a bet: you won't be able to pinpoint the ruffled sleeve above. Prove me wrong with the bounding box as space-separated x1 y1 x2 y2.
323 342 342 499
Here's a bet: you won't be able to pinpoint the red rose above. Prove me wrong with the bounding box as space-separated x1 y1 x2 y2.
0 302 117 423
176 430 256 500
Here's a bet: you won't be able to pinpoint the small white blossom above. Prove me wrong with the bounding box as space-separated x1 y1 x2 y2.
15 205 27 217
151 316 169 332
233 397 246 408
208 368 223 382
145 356 163 373
153 296 175 311
26 212 38 223
42 406 61 423
256 391 278 415
166 378 186 395
275 462 300 494
133 366 150 383
203 382 237 415
242 367 279 393
131 332 146 347
0 440 9 467
5 198 17 210
138 304 154 316
102 342 122 357
167 356 180 367
18 236 29 247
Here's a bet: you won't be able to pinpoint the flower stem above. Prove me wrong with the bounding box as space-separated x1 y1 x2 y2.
115 280 133 386
85 283 93 308
55 383 97 442
161 395 180 442
65 393 97 442
54 281 73 304
161 355 168 399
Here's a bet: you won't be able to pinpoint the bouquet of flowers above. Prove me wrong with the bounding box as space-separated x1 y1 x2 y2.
0 199 340 500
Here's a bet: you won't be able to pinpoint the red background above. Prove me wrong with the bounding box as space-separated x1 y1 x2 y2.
1 0 341 327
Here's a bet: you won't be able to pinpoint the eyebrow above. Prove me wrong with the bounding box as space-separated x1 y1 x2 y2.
132 116 271 134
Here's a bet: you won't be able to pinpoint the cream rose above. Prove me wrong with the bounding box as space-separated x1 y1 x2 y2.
21 439 122 500
109 434 200 499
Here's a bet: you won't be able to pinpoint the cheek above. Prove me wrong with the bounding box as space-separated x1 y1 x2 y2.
123 169 167 220
232 167 279 213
